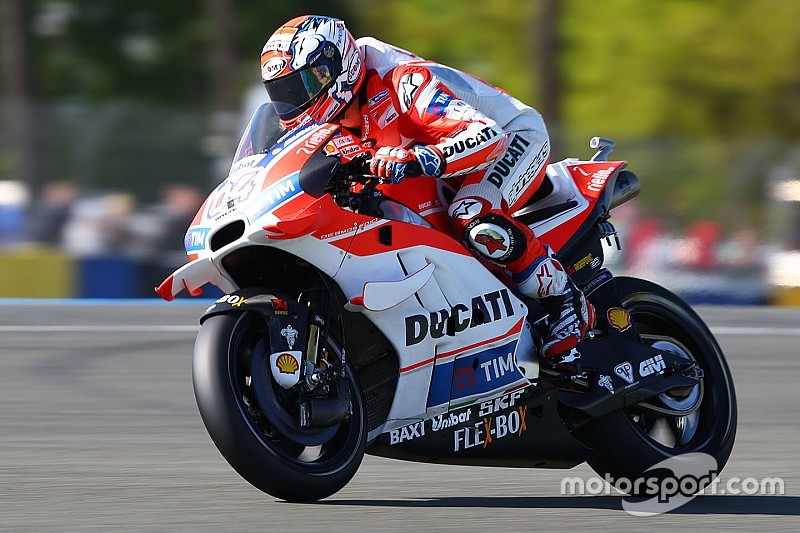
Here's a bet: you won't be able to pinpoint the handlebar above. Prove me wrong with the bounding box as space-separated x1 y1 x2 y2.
347 154 422 181
589 137 616 162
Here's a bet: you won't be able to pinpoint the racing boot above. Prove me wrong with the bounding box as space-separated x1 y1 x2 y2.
512 246 595 358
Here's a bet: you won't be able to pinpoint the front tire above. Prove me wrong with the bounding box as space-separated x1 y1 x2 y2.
193 311 367 502
579 277 737 495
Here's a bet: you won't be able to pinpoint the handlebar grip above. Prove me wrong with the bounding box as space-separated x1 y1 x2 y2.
359 157 422 179
404 161 422 178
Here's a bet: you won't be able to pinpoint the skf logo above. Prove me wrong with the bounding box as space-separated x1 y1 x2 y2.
607 307 632 332
275 353 299 374
639 354 666 377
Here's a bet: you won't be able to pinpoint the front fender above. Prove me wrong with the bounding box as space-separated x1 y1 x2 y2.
201 288 319 389
200 287 308 324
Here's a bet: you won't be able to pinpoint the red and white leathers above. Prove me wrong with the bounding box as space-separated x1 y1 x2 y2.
355 37 592 357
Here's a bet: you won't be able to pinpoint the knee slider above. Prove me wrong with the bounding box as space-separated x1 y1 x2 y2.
465 213 527 264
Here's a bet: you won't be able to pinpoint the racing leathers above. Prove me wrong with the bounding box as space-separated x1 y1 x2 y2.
357 38 592 358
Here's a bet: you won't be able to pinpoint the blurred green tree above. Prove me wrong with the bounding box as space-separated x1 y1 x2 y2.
10 0 799 225
29 0 360 103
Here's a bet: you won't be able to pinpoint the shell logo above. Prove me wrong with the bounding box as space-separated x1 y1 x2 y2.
275 353 299 374
607 307 632 332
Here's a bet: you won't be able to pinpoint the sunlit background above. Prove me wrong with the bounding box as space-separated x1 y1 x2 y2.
1 0 798 303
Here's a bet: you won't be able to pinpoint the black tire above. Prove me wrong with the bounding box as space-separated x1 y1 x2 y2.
578 276 737 495
192 311 367 502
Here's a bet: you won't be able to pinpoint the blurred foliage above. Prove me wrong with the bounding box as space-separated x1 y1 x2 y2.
28 0 359 103
555 0 800 226
22 0 359 198
353 0 799 227
355 0 538 104
558 0 800 140
10 0 800 228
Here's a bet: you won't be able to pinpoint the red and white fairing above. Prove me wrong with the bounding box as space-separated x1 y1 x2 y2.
156 107 628 437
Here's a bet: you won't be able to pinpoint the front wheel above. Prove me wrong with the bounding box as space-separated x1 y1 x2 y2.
579 276 737 496
192 311 367 502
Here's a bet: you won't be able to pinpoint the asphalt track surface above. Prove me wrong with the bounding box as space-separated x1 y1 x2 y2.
1 302 799 531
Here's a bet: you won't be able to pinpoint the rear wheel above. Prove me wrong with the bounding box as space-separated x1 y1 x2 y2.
579 277 737 495
193 310 367 501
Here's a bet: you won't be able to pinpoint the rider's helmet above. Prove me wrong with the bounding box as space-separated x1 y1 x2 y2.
260 15 365 125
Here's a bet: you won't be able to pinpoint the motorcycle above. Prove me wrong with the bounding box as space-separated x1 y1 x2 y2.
157 101 737 502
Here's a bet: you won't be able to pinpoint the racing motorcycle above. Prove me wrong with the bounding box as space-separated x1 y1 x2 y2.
157 102 737 502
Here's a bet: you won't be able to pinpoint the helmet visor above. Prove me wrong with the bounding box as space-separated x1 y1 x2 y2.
264 60 336 120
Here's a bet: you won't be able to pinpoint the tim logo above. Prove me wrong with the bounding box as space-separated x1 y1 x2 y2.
184 227 210 252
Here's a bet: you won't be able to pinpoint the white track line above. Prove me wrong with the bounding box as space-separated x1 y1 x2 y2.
710 327 799 336
0 325 199 332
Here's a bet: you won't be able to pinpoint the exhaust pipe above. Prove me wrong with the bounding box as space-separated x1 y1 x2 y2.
610 170 640 209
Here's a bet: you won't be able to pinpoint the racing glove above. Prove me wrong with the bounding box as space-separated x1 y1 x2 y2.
370 145 445 184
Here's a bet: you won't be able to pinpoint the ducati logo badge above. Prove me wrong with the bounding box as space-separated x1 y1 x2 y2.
614 361 635 384
281 324 299 349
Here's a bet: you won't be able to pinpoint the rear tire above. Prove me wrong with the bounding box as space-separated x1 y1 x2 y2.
193 311 367 502
578 277 737 495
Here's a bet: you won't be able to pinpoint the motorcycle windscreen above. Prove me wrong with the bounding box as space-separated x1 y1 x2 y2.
230 102 289 174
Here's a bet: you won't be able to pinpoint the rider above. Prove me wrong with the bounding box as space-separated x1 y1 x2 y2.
260 15 594 358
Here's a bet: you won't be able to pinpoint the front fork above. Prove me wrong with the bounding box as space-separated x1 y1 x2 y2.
294 287 353 428
204 287 353 429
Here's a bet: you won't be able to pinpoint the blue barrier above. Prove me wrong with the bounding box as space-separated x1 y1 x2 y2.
77 257 139 298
